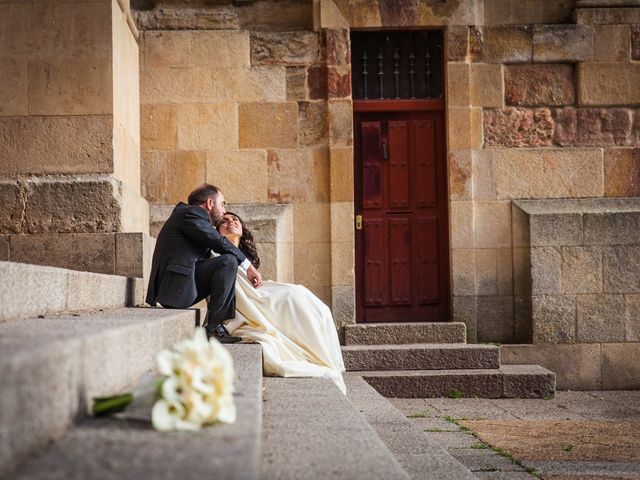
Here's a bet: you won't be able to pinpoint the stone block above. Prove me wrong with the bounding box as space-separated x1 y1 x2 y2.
28 59 112 116
452 249 476 296
511 202 530 249
0 3 30 60
330 147 354 202
577 108 633 146
140 67 216 105
594 25 631 62
512 247 531 296
327 66 351 99
578 63 640 106
317 0 349 29
239 0 313 32
134 5 239 31
292 203 330 243
504 64 575 107
329 201 354 243
328 99 353 147
298 101 328 147
239 102 298 149
483 0 574 25
115 232 154 282
66 271 142 311
140 104 177 151
331 240 354 285
501 343 601 390
475 248 497 295
0 182 25 234
552 107 577 146
633 25 640 60
294 242 331 287
575 7 640 24
142 150 206 205
0 115 113 175
474 201 511 248
0 58 27 116
446 26 468 62
307 66 328 100
604 148 640 197
470 63 503 108
22 177 121 234
452 296 477 342
603 245 640 293
514 295 533 342
0 236 8 260
493 148 604 199
533 25 594 62
483 108 553 147
286 66 307 101
531 247 561 294
532 295 576 344
561 246 603 294
267 149 328 203
331 285 355 327
177 103 238 151
210 66 287 103
448 106 482 150
447 63 470 107
206 150 268 204
9 233 115 275
625 294 640 341
477 295 514 343
142 31 191 69
601 343 640 389
325 29 350 66
530 213 583 247
474 26 532 63
501 365 556 399
584 210 640 245
190 31 250 68
577 294 625 342
497 247 514 296
251 31 319 66
449 150 472 201
450 201 474 249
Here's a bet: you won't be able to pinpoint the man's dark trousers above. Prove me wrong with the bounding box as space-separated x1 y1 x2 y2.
194 254 238 329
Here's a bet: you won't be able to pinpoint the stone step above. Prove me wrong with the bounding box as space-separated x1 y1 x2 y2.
0 261 144 323
344 322 466 345
261 377 409 479
6 344 263 480
0 307 195 475
345 374 477 480
359 365 556 399
342 343 500 371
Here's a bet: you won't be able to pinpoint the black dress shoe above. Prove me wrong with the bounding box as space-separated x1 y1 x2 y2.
207 323 242 344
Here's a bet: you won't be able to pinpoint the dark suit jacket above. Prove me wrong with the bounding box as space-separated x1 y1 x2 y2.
146 203 247 308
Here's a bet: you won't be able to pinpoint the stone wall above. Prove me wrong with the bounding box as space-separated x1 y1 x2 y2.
136 1 354 322
0 0 152 283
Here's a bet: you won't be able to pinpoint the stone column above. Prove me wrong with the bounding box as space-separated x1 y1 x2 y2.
0 0 152 280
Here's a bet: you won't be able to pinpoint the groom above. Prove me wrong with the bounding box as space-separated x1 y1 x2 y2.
146 184 262 343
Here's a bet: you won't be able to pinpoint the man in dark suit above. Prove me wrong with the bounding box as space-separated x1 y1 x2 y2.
146 184 262 343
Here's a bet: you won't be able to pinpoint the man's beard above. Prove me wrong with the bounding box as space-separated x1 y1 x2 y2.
209 210 222 225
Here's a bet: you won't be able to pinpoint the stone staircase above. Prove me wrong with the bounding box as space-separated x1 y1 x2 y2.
343 322 556 399
1 261 479 479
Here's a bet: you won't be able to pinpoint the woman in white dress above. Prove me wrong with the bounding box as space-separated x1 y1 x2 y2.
216 212 346 394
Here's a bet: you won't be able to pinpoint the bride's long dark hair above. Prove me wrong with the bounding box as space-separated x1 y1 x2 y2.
218 212 260 269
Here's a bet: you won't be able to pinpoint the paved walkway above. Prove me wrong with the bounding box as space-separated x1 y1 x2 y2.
390 391 640 480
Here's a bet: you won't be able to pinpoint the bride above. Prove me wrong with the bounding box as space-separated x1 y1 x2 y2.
215 212 346 394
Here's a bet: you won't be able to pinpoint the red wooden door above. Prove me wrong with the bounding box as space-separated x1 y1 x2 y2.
355 110 450 322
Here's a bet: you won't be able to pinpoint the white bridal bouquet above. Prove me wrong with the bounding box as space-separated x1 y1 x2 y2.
93 328 236 431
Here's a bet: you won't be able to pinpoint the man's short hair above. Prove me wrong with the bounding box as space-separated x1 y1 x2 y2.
188 184 220 205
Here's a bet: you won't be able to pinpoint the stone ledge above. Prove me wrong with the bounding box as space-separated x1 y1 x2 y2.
344 322 467 345
0 261 146 322
0 308 195 475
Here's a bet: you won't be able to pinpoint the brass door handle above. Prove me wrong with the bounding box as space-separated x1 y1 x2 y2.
355 215 363 230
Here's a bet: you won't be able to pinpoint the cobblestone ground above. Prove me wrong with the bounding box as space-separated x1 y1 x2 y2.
390 391 640 480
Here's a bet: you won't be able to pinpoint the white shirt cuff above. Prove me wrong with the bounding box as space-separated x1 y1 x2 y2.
239 258 251 273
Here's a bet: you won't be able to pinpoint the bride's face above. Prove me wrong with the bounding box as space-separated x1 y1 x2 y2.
218 214 243 238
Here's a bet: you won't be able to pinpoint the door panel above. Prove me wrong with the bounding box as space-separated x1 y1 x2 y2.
355 111 450 322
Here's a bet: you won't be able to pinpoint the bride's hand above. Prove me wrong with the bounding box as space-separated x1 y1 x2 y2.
247 264 262 289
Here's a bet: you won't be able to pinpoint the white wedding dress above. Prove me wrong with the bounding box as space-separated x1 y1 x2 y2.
224 270 347 394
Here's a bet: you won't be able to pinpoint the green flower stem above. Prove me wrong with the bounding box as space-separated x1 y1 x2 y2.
93 393 134 417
